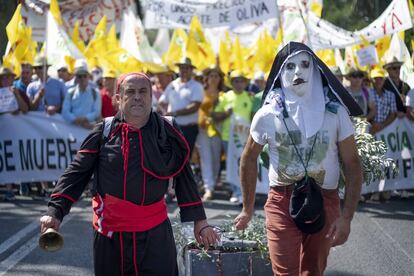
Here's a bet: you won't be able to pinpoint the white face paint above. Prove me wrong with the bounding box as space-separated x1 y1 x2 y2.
281 52 312 97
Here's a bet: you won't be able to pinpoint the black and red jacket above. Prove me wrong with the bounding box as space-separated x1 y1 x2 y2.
47 111 206 234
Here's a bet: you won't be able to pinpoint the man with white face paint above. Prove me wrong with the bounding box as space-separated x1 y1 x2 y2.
234 42 363 275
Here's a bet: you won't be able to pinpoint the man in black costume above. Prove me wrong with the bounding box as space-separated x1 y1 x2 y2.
40 72 219 276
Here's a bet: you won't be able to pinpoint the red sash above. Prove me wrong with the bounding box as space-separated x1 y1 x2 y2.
92 194 167 234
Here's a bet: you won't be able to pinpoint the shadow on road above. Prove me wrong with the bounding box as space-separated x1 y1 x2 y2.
325 270 367 276
357 198 414 221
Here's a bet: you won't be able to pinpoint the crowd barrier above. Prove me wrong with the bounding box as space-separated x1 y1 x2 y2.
1 113 414 194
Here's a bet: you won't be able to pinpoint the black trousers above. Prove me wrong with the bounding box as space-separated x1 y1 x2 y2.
178 124 199 155
93 219 178 276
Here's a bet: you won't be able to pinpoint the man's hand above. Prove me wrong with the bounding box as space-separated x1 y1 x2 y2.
370 123 383 135
226 108 233 117
194 220 220 250
45 105 58 115
40 215 61 234
74 117 88 125
233 209 253 230
326 216 351 247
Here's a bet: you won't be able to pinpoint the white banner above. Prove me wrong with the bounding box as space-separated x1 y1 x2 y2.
308 0 413 50
0 112 89 184
226 116 269 195
21 0 135 42
356 0 413 42
142 0 278 29
362 118 414 194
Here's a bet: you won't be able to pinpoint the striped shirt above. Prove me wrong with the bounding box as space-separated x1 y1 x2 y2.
369 88 397 123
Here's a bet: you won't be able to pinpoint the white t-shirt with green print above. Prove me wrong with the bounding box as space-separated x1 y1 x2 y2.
250 104 355 190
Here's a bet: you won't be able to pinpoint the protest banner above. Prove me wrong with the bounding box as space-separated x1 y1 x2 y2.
308 0 413 50
142 0 278 29
0 112 88 184
21 0 135 42
226 116 269 195
356 46 379 66
0 88 19 114
362 118 414 194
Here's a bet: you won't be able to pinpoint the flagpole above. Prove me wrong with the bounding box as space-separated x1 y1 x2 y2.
275 1 285 45
43 5 49 84
295 0 312 49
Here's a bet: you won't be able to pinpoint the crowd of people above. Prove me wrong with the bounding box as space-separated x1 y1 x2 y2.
0 51 413 203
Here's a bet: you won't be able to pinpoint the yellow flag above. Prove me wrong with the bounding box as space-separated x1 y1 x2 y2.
232 37 246 74
6 4 23 45
186 16 215 70
219 31 232 75
71 21 85 52
163 28 187 70
316 49 336 67
5 4 31 62
2 49 20 77
106 24 120 51
84 16 108 63
375 35 391 65
398 31 405 41
310 2 323 17
21 39 37 65
359 35 370 48
64 55 76 73
50 0 63 25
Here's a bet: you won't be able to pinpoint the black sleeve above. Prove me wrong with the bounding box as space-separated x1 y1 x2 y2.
174 163 206 223
46 122 103 221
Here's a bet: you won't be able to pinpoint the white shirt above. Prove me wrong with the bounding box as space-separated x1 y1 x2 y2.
406 89 414 108
159 78 203 125
251 104 355 189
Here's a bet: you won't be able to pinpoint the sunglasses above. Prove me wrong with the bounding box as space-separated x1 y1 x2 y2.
388 66 400 71
76 74 88 79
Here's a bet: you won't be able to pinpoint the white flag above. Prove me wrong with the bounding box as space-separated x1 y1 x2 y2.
152 29 170 57
45 10 84 72
120 8 161 64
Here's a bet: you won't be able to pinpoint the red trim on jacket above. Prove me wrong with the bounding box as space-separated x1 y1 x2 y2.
178 201 203 207
78 149 99 153
50 193 76 203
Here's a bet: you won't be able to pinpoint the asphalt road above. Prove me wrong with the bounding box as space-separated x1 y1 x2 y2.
0 194 413 276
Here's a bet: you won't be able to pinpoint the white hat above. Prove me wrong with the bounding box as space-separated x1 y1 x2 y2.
56 61 68 71
74 59 89 75
253 71 265 81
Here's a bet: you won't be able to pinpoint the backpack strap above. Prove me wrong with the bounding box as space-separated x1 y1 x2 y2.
162 115 176 191
163 115 174 126
91 116 115 196
102 116 114 141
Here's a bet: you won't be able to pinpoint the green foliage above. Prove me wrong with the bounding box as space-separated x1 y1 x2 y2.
353 119 398 184
221 215 269 262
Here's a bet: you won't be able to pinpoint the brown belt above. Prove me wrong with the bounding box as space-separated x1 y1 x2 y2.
270 184 295 192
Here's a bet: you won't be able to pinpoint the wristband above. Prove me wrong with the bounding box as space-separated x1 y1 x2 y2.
198 225 212 236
